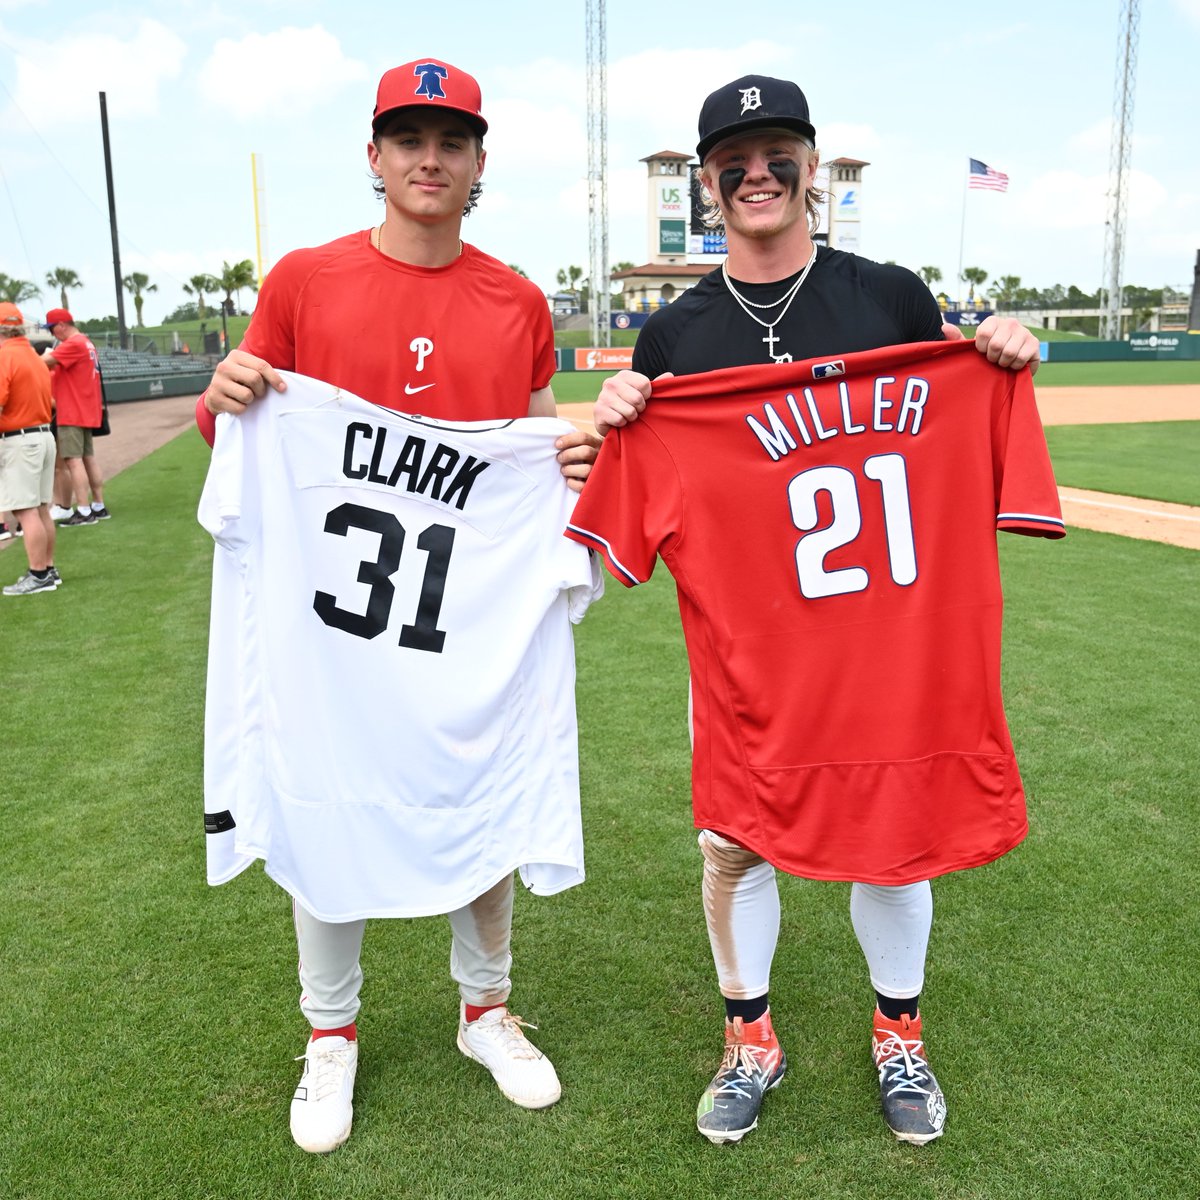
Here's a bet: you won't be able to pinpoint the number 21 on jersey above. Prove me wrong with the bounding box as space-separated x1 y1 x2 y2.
788 452 917 599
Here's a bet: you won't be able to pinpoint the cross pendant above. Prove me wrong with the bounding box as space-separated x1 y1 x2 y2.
763 327 793 364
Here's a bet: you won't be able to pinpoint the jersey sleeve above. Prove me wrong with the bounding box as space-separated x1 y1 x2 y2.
197 410 262 557
994 370 1066 539
564 422 682 586
528 293 557 392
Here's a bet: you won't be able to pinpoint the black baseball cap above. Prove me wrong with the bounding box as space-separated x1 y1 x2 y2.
696 75 816 163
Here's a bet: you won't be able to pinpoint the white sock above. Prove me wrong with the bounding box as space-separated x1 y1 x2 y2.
850 880 933 999
91 502 104 512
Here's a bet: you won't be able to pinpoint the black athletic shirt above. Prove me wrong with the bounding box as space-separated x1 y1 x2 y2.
632 247 945 378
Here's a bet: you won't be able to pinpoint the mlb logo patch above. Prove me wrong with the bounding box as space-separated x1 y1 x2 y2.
812 360 845 379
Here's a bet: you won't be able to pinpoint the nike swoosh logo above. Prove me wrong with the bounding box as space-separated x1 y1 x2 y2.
404 382 435 395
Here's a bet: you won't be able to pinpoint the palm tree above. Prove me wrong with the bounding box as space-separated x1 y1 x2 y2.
0 273 42 305
217 259 258 317
918 266 942 288
122 272 157 328
182 273 220 321
555 265 584 302
986 275 1022 308
960 266 988 304
45 267 82 310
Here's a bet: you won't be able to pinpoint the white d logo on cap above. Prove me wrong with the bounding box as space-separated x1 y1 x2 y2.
739 87 762 114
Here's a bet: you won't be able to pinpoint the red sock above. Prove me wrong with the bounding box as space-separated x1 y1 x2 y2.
464 1003 505 1024
311 1022 357 1042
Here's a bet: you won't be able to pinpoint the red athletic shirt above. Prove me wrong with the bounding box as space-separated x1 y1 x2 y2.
48 332 102 428
566 339 1065 885
196 232 555 444
0 336 53 432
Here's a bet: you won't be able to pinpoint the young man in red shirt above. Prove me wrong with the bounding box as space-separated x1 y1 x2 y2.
198 58 599 1155
42 308 109 525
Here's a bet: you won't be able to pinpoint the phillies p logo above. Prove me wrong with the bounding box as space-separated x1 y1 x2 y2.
413 63 448 99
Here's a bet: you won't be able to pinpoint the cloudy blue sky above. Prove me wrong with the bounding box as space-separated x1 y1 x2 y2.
1 0 1197 325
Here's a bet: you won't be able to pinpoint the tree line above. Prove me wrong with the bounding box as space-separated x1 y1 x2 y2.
915 265 1178 313
0 260 258 328
4 261 1183 332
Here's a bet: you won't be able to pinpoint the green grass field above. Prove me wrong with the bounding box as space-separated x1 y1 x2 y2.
1033 360 1200 387
1044 421 1200 506
0 414 1196 1199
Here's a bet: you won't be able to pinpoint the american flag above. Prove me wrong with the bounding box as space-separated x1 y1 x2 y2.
968 158 1009 192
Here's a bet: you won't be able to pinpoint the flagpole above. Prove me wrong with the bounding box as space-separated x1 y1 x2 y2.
957 159 968 308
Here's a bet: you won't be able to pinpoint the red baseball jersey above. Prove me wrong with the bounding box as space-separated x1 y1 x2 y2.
567 339 1065 884
195 232 555 444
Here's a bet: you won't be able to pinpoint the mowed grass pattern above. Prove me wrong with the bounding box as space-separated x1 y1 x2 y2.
0 424 1196 1198
1043 420 1200 506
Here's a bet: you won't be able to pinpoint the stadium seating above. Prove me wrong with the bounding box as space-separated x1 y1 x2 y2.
94 346 214 402
97 347 211 378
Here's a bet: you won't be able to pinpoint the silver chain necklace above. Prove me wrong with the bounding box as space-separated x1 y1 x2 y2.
721 243 819 363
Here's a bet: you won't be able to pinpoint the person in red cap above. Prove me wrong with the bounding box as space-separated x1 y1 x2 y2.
196 58 600 1154
589 73 1047 1150
42 308 109 525
0 302 61 594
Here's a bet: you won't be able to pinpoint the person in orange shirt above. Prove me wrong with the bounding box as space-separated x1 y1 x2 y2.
0 303 60 594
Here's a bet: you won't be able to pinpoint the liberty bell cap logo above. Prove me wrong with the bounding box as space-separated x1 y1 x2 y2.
373 57 488 137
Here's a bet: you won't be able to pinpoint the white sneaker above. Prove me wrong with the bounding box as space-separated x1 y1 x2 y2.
456 1004 561 1109
289 1035 357 1153
49 504 73 522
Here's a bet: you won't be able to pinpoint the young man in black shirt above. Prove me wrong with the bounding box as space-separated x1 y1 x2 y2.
594 74 1041 1148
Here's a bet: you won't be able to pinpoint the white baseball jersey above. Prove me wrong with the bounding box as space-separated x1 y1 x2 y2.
199 372 602 921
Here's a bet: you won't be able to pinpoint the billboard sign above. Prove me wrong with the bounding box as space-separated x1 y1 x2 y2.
656 181 686 217
1130 334 1184 354
574 347 636 371
659 220 686 254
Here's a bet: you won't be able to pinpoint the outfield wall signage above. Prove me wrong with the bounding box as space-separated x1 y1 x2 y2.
575 347 635 371
943 308 995 326
105 372 213 403
611 312 649 329
1130 334 1185 355
1043 333 1200 362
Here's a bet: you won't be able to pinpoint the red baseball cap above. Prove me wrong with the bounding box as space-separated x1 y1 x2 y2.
372 58 487 138
0 302 24 326
45 307 74 328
